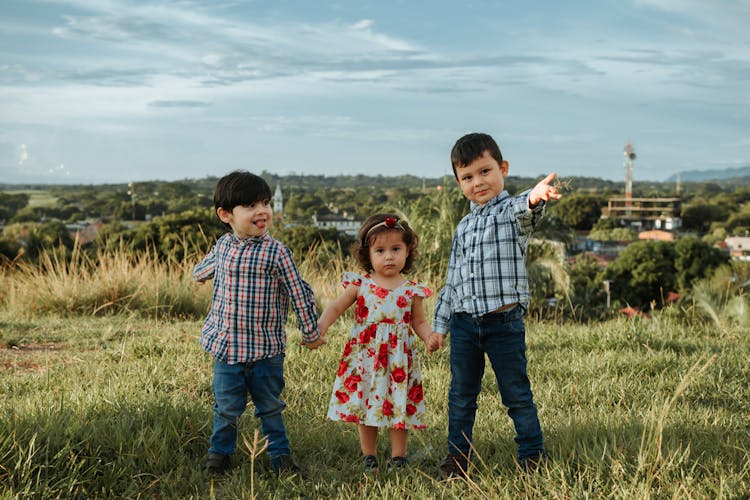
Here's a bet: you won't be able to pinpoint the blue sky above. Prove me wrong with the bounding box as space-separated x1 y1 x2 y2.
1 0 749 184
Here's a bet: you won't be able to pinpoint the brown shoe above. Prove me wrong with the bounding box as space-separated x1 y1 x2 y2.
439 453 469 478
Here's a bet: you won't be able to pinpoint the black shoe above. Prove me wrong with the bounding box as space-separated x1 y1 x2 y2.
388 456 409 470
520 452 548 474
272 454 301 477
205 453 232 475
362 454 378 471
439 453 469 478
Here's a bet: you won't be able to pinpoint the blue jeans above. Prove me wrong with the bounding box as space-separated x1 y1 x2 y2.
447 307 544 461
209 354 290 460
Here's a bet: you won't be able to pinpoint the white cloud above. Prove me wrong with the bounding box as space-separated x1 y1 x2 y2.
351 19 374 30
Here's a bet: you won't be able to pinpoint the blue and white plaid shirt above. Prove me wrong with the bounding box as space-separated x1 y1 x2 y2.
433 190 545 334
194 232 320 364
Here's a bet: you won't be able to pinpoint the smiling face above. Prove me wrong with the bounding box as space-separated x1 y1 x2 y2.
368 230 408 278
217 199 272 239
455 150 509 206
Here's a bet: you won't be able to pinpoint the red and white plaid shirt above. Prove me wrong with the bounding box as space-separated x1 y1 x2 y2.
194 232 320 364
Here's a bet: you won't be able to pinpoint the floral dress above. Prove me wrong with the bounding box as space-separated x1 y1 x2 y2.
327 272 433 429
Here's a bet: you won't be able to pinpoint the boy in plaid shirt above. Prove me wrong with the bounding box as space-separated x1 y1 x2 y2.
194 170 324 476
432 133 561 477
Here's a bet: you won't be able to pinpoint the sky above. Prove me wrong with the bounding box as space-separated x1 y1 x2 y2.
1 0 749 185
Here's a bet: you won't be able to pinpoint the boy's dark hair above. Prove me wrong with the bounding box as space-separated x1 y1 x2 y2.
352 213 419 274
213 170 272 226
450 132 503 179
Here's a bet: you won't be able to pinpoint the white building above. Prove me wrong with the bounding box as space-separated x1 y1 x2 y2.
311 213 361 237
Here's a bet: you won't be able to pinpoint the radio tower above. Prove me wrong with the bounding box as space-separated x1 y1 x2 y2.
624 142 636 211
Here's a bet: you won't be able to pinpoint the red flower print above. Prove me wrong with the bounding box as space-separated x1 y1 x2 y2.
343 413 360 423
382 317 395 324
337 360 348 377
408 385 424 403
406 404 417 416
394 422 405 430
402 311 412 324
375 343 388 371
360 323 377 345
343 374 362 392
382 399 393 416
343 341 353 357
335 390 350 403
355 295 369 322
423 287 433 298
389 332 398 349
397 295 408 308
391 367 407 384
373 286 389 299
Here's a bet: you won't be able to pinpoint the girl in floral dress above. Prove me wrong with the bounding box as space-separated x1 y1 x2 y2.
318 214 442 470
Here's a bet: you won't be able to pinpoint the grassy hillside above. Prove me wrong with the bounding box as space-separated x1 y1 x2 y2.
0 242 748 497
1 310 748 498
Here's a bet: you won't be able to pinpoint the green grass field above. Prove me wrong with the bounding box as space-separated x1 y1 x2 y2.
2 311 748 498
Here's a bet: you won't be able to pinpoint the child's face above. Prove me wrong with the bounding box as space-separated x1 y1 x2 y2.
368 230 408 278
455 150 509 206
217 200 272 239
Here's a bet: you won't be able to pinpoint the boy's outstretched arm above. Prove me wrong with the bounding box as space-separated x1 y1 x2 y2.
528 172 563 208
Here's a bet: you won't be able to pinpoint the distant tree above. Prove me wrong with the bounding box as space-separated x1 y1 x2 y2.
548 193 606 230
604 240 677 308
568 253 609 320
674 237 729 291
725 211 750 236
2 220 73 261
589 219 637 241
0 192 30 221
681 203 729 233
274 226 354 263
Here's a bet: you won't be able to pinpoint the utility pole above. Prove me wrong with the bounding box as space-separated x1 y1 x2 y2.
127 182 136 221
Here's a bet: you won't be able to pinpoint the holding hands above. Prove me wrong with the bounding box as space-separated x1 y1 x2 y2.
426 332 445 354
303 335 327 350
528 172 563 208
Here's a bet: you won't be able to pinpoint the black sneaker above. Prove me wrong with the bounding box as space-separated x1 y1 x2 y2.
205 453 232 475
272 454 301 477
388 456 409 470
439 453 469 478
362 454 378 471
520 452 548 474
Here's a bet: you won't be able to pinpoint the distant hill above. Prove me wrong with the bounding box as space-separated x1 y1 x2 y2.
666 166 750 182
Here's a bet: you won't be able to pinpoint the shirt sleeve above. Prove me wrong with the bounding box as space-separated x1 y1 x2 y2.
277 245 321 343
513 189 546 236
193 242 218 282
432 232 460 334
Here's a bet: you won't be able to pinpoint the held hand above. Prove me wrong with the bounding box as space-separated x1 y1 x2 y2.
528 172 563 208
427 332 445 354
303 336 326 350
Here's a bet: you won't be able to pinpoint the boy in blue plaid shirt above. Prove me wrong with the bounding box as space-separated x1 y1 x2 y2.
194 170 325 476
432 133 562 477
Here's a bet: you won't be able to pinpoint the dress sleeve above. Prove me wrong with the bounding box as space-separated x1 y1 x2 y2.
341 272 363 288
409 281 434 299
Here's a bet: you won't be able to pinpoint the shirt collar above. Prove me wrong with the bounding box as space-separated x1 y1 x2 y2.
470 190 509 213
229 231 268 246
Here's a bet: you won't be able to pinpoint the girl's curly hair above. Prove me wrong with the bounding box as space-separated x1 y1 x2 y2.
352 213 419 273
